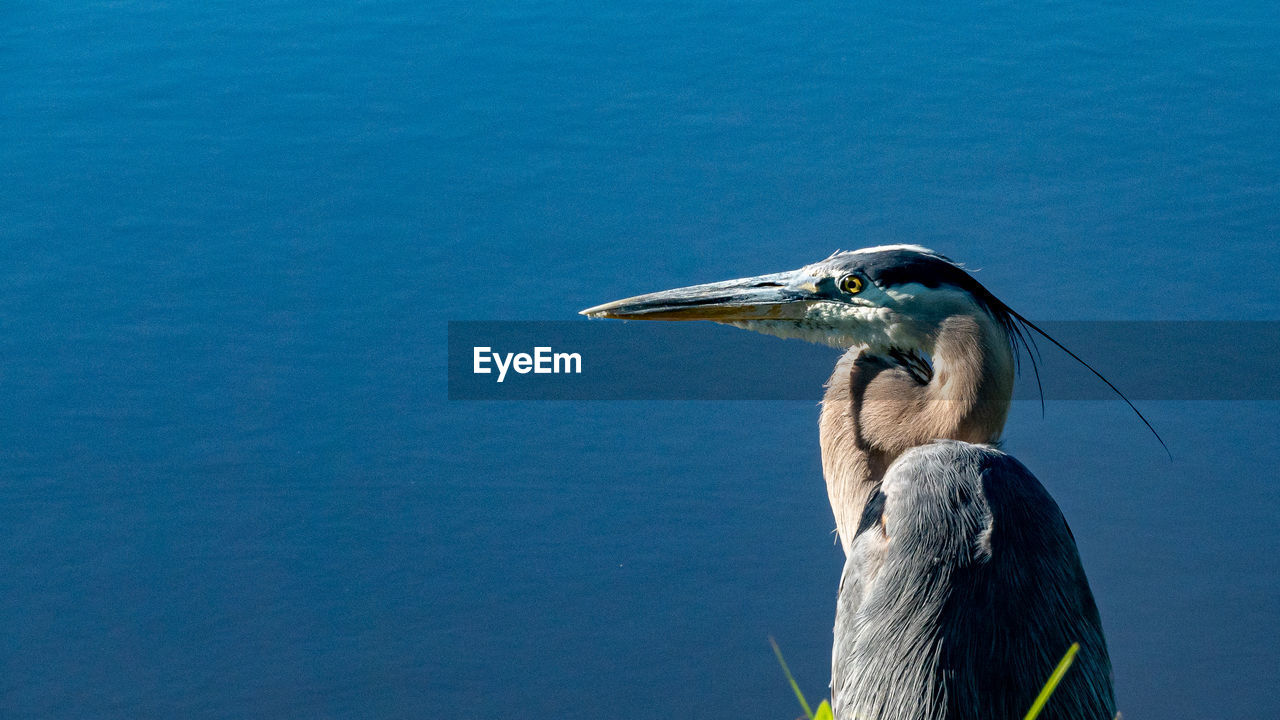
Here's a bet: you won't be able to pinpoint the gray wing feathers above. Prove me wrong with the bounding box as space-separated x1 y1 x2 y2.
832 441 1115 720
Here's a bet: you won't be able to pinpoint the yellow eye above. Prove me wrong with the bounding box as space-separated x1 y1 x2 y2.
839 275 864 294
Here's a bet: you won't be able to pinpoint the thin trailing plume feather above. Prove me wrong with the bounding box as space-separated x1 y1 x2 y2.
1000 306 1171 459
984 296 1046 417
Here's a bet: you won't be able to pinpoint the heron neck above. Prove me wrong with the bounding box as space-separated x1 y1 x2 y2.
818 314 1014 554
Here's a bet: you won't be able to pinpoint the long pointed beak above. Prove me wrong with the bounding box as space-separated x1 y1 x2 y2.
580 270 824 321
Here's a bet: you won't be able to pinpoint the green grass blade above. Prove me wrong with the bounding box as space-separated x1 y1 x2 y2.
1023 642 1081 720
769 636 815 720
813 699 834 720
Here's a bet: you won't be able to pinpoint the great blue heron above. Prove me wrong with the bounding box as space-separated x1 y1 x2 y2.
582 245 1142 720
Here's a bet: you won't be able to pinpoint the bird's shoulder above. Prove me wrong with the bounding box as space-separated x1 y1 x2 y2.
884 439 1044 501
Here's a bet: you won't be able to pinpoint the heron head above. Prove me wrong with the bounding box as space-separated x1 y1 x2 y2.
580 245 1029 363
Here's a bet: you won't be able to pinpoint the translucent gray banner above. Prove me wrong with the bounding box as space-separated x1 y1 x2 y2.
448 321 1278 401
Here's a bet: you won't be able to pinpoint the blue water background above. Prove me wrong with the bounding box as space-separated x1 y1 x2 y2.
2 2 1277 718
